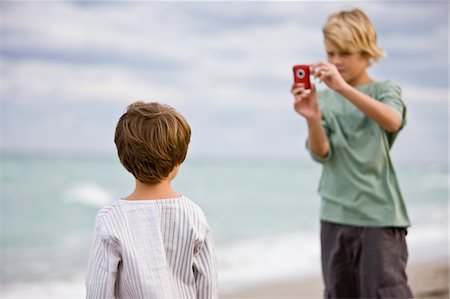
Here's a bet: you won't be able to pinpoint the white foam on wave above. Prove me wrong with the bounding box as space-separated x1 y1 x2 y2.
1 222 447 297
0 275 85 298
217 231 321 294
407 203 449 263
63 182 113 207
216 204 449 294
2 199 447 296
407 223 448 262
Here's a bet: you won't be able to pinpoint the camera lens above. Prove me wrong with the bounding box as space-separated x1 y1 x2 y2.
297 69 305 78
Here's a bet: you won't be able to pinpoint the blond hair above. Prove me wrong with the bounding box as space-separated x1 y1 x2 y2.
114 101 191 184
323 8 385 63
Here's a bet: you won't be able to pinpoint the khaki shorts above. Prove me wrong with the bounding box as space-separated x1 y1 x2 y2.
321 221 413 298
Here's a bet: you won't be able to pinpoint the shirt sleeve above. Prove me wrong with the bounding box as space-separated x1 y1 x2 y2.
193 224 219 299
85 221 121 299
377 80 407 146
306 139 332 163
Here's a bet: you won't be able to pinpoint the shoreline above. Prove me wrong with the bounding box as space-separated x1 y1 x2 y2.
221 259 449 298
0 259 447 298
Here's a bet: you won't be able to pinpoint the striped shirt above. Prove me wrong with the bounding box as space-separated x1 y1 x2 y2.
85 196 218 299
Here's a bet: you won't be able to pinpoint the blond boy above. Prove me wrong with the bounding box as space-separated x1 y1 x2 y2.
292 9 413 298
86 102 218 298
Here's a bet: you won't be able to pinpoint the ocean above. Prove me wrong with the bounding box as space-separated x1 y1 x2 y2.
0 154 448 297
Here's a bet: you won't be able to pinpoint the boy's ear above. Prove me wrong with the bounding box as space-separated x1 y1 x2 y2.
169 165 180 180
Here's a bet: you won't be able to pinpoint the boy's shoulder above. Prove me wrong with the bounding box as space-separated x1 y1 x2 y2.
176 196 208 220
95 200 122 221
173 196 209 226
318 80 401 99
364 80 403 101
371 79 401 91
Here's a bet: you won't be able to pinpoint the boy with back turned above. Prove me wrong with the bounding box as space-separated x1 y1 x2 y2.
292 8 413 298
85 101 218 298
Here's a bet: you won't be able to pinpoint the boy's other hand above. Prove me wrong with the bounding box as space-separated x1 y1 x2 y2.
291 83 321 121
311 61 348 92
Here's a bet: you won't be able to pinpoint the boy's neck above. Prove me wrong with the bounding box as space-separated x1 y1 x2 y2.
125 179 180 201
347 71 373 87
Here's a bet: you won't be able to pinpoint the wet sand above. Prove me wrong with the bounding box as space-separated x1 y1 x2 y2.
222 259 449 298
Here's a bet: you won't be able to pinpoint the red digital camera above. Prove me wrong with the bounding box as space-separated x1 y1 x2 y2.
292 64 311 90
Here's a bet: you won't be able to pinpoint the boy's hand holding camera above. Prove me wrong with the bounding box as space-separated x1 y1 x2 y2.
292 83 320 122
311 61 348 92
291 64 330 158
291 61 346 121
291 61 345 120
291 64 319 122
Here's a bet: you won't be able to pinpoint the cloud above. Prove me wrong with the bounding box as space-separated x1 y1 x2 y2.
0 1 448 162
0 60 182 104
402 85 448 103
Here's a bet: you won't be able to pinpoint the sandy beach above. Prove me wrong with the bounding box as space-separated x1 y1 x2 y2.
222 259 449 299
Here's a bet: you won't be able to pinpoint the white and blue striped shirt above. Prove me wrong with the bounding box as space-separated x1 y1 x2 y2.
85 196 218 299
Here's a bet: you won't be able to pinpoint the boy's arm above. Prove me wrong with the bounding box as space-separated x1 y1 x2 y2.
338 85 402 132
312 61 402 133
193 226 219 299
307 115 330 158
292 84 330 158
85 225 121 299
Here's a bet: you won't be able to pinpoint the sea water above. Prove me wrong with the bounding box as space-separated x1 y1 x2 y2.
0 154 448 296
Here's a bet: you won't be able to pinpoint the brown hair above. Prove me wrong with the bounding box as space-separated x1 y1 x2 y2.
323 8 385 64
114 101 191 184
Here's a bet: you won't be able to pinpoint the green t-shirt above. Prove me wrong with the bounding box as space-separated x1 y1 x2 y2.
308 80 411 227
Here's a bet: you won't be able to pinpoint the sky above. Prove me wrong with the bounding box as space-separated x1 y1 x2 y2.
0 1 448 164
